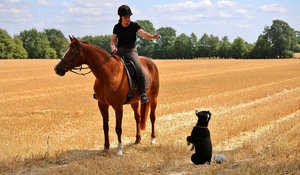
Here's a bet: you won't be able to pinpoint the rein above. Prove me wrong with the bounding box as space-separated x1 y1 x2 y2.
61 43 116 76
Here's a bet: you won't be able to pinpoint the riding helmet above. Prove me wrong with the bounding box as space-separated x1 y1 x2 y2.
118 5 133 16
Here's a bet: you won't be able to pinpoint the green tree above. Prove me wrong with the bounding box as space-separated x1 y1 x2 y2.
197 34 220 57
264 19 297 58
43 47 57 59
19 28 56 58
250 34 272 58
81 35 111 52
190 33 198 58
136 20 156 57
153 27 176 59
12 36 28 59
0 28 14 59
296 31 300 43
230 37 247 58
0 28 27 59
44 28 68 58
219 36 231 58
197 33 210 57
172 33 192 59
207 35 220 57
244 42 254 59
294 31 300 52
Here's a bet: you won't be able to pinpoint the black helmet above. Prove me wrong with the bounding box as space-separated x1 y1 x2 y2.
118 5 132 16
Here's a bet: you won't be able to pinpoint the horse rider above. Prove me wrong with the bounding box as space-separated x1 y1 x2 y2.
110 5 159 104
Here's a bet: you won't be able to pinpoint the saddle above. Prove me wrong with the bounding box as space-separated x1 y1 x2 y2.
121 56 150 104
122 57 139 91
93 55 149 104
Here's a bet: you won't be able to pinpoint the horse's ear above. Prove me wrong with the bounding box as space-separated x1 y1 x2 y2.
69 35 73 42
72 36 80 45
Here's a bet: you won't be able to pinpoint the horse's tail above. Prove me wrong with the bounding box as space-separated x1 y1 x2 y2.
140 102 150 130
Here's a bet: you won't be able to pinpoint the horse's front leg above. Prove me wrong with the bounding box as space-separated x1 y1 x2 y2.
98 102 110 150
131 102 141 144
113 105 123 156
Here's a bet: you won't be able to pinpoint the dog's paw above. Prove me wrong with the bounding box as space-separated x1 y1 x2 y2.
190 144 195 151
186 136 191 142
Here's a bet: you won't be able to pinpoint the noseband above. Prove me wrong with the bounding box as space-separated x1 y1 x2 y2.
60 44 91 75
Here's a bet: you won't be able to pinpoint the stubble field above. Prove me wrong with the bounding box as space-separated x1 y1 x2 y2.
0 59 299 174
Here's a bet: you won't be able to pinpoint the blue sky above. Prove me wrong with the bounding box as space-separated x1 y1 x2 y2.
1 0 299 43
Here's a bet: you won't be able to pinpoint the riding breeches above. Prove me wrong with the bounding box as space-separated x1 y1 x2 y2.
117 47 146 94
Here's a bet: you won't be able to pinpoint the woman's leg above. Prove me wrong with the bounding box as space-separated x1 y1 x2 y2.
118 48 148 103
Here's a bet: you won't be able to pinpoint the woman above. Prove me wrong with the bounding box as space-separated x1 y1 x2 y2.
110 5 159 104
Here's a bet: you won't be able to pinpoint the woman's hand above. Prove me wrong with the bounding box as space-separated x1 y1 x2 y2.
110 34 118 53
152 34 159 40
111 44 118 53
137 29 159 40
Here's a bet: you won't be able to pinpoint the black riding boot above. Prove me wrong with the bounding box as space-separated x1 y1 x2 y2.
138 77 148 103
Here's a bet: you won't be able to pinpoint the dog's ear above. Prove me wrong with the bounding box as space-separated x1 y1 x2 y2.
195 110 200 117
206 111 211 122
207 113 211 122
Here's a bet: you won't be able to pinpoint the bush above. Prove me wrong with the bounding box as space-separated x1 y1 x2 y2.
294 44 300 52
283 50 294 58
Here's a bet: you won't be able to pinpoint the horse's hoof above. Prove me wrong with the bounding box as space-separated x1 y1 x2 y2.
117 143 123 156
135 139 141 144
151 138 157 145
117 149 123 156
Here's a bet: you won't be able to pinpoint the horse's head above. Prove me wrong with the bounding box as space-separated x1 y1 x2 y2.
54 36 84 76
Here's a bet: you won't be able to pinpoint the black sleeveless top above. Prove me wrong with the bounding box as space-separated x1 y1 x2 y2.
113 22 141 49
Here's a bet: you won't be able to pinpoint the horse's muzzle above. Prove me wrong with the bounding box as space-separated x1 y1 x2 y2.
54 65 66 76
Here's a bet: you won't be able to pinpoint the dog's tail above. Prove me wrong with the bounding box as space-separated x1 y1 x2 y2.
140 102 150 130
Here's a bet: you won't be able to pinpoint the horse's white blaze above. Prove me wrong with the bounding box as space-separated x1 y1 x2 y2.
117 142 123 156
61 47 70 59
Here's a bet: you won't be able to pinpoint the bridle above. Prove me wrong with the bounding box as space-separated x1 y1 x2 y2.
60 43 114 76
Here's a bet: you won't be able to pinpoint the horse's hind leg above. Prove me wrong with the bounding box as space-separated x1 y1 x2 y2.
149 95 157 144
131 102 141 144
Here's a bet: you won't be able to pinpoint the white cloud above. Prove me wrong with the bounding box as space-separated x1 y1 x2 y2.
37 0 51 6
157 0 212 12
217 0 236 8
0 2 32 23
218 11 233 19
236 9 253 19
216 0 253 19
8 0 21 3
174 13 205 22
236 23 253 29
258 3 288 14
62 0 119 16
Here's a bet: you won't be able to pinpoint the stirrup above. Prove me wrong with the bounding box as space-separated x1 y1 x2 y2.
141 93 149 104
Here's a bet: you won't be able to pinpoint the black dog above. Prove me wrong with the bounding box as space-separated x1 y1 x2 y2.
186 110 212 165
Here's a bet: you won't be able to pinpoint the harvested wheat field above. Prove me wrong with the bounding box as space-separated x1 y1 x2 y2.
0 59 300 174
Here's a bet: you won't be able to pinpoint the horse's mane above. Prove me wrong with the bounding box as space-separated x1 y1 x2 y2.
78 39 123 62
79 40 111 57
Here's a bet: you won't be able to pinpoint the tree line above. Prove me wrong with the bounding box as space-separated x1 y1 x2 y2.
1 19 299 59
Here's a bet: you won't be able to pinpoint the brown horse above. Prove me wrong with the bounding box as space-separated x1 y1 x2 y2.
54 36 159 156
